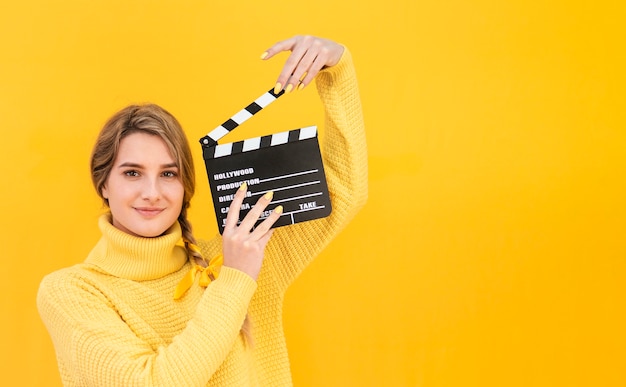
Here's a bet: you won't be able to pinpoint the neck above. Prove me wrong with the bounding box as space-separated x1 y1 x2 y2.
85 214 188 281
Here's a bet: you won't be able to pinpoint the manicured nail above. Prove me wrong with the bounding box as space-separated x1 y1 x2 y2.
264 191 274 200
297 82 305 91
274 83 282 94
274 205 283 214
239 182 248 191
285 84 294 93
260 51 269 60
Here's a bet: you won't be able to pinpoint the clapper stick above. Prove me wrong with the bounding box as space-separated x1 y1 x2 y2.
199 86 331 234
200 88 285 148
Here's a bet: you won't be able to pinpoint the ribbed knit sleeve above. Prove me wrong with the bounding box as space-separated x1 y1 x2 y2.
37 266 257 386
261 48 368 290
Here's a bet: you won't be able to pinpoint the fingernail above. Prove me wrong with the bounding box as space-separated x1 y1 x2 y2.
274 83 282 94
285 84 294 93
264 191 274 200
239 182 248 191
260 51 269 60
297 82 305 91
275 205 283 214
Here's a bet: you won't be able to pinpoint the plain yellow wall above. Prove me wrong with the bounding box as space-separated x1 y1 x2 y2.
1 1 625 386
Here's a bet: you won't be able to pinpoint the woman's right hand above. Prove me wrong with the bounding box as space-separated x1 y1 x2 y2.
261 35 345 93
221 183 282 280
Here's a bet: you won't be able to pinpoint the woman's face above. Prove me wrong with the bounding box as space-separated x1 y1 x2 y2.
102 132 184 238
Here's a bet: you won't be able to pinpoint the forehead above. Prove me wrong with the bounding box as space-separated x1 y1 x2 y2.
116 132 176 165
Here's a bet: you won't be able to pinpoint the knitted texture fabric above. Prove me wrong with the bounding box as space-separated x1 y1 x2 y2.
37 48 367 387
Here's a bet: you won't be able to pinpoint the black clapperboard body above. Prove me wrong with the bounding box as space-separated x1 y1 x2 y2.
200 88 332 234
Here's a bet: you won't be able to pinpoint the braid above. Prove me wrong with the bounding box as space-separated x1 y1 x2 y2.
178 204 206 266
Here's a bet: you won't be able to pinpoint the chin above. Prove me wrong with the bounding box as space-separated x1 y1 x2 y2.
120 222 173 238
111 213 177 238
136 227 170 238
139 231 165 238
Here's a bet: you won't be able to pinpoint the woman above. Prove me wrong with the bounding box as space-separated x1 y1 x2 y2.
37 35 367 386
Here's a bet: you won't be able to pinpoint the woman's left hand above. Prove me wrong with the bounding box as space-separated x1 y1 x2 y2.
261 35 344 93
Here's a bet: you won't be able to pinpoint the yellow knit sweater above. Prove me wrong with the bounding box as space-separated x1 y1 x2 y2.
37 48 367 386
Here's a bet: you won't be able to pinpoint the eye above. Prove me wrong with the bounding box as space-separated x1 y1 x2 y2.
162 170 178 178
124 170 140 177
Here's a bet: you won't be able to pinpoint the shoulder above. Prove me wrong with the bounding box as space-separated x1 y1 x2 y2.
40 263 99 286
37 264 107 307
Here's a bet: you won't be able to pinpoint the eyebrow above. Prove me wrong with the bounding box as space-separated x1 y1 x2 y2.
117 162 178 169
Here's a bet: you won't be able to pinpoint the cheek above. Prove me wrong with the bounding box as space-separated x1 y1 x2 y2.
103 177 135 203
167 182 186 205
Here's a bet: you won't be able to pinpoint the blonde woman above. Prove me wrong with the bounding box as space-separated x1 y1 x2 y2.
38 35 367 386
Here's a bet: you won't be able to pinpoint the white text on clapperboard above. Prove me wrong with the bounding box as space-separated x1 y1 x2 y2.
213 168 255 181
214 168 259 192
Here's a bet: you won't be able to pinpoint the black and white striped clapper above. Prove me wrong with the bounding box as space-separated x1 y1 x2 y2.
200 87 332 234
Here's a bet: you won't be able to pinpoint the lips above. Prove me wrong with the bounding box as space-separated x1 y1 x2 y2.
134 207 165 217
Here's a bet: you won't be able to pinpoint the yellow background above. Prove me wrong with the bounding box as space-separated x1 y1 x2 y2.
1 1 625 386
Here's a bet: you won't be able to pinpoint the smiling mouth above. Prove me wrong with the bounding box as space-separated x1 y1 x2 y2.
134 208 164 217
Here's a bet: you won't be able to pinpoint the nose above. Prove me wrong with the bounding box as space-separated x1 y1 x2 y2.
141 177 161 202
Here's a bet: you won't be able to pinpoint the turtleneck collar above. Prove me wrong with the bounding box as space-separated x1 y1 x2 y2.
85 214 189 281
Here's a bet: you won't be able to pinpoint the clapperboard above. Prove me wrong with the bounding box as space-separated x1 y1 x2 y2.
200 88 332 234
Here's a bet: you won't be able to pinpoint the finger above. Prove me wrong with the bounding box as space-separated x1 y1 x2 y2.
224 182 248 231
299 55 327 87
275 46 311 92
238 191 273 231
284 49 318 91
250 205 283 240
298 42 341 86
257 228 275 249
259 36 297 61
269 36 318 92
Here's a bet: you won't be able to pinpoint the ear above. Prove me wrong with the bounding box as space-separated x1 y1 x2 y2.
101 185 109 200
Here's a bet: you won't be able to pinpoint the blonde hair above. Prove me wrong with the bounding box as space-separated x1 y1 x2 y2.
90 104 204 264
